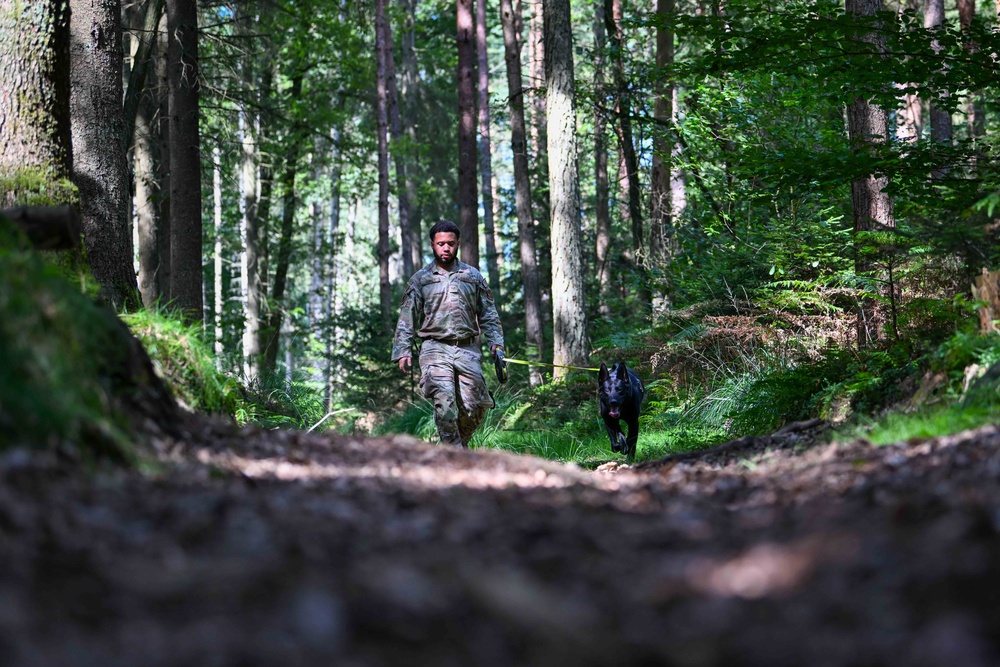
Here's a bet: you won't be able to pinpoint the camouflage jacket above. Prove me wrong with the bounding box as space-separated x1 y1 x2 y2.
391 260 505 361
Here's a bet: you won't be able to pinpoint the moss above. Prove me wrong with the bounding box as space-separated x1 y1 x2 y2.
0 165 77 208
0 215 139 461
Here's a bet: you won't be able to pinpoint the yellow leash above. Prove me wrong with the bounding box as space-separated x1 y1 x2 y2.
502 357 601 373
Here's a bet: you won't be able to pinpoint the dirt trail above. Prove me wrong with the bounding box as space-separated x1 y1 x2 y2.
2 417 1000 666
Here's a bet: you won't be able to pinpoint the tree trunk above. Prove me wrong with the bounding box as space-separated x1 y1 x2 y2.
545 0 589 377
477 0 501 295
239 104 261 379
122 0 164 146
156 9 171 302
895 0 921 143
846 0 895 347
126 0 162 306
70 0 140 311
376 0 394 334
0 0 74 207
528 0 550 316
957 0 985 145
255 113 275 366
648 0 677 316
924 0 953 169
261 74 303 375
528 0 546 171
166 0 202 323
593 0 613 319
325 127 343 410
500 0 544 386
605 0 645 300
309 163 325 386
212 145 223 365
457 0 479 267
383 13 415 280
399 0 423 270
134 64 161 308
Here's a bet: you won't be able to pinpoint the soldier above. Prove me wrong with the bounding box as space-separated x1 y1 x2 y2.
391 220 505 447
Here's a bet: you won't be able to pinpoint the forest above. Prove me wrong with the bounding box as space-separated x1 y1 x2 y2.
5 0 1000 459
6 0 1000 663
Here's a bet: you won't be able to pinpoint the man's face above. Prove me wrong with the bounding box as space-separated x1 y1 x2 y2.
431 232 459 266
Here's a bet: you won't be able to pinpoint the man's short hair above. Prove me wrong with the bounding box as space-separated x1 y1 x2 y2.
429 219 461 240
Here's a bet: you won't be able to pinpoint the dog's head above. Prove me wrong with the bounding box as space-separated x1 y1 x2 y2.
598 362 630 418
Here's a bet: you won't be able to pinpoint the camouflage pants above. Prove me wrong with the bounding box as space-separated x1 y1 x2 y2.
418 339 493 447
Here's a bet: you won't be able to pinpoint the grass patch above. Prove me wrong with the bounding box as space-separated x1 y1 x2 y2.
851 403 999 446
381 377 729 467
123 307 241 417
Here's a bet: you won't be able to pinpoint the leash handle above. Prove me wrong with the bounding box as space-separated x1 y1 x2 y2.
493 348 508 383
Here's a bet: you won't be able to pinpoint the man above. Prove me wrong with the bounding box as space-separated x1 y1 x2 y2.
391 220 505 447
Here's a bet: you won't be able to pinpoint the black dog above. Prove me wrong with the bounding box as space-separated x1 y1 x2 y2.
598 362 645 460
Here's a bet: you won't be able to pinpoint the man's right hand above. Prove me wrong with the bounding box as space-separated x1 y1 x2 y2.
398 356 412 373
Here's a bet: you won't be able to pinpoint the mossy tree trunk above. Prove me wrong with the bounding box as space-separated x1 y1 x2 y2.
0 0 75 208
70 0 141 311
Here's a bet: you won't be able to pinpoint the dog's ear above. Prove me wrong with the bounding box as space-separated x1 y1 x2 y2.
616 363 628 380
599 362 609 382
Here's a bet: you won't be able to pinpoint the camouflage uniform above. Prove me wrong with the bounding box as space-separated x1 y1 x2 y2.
391 260 505 447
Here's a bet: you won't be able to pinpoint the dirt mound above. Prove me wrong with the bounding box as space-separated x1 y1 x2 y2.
2 418 999 666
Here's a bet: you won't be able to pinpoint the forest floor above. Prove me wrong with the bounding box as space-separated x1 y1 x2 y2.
3 414 1000 667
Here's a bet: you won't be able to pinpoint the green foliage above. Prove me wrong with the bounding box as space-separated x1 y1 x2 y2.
236 372 330 430
123 308 241 417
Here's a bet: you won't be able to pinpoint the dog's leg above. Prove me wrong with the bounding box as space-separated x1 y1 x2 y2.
624 415 640 460
603 418 622 453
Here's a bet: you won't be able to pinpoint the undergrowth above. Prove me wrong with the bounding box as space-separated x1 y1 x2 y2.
124 308 241 416
377 300 1000 465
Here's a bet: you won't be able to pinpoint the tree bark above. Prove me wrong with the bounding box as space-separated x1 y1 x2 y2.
477 0 501 294
376 0 394 334
649 0 677 316
325 127 343 410
261 75 303 375
239 98 261 379
846 0 896 346
166 0 202 323
957 0 985 145
399 0 423 270
155 9 171 302
309 162 325 385
528 0 549 303
605 0 645 285
134 65 161 309
924 0 953 169
0 0 74 207
71 0 140 311
457 0 479 267
500 0 544 386
593 0 613 319
545 0 589 377
528 0 546 171
122 0 164 146
383 13 415 280
212 145 223 364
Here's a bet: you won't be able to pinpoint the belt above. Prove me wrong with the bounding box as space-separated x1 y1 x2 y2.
436 336 475 347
